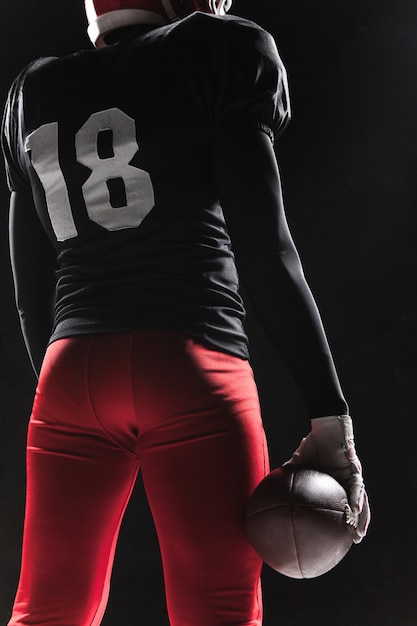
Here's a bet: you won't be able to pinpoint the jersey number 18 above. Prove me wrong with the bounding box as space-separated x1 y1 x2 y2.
25 107 155 242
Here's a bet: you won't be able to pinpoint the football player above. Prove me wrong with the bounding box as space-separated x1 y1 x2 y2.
2 0 369 624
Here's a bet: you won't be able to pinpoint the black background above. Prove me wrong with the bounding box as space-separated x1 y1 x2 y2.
0 1 416 624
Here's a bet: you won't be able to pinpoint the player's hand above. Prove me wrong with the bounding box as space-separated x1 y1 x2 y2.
284 415 370 543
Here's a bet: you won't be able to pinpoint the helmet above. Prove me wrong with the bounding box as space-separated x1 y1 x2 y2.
85 0 233 47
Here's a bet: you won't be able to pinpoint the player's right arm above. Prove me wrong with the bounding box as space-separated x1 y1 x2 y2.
211 127 369 542
211 127 347 419
8 190 56 377
208 19 369 541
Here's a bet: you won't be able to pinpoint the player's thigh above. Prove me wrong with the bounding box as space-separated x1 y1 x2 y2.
13 336 140 624
137 337 268 621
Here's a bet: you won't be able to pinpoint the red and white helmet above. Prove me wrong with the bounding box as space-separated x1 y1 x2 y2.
85 0 233 47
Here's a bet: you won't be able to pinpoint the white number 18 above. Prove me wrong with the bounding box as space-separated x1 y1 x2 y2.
25 107 155 242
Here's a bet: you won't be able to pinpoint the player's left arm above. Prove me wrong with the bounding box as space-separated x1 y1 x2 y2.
9 190 56 377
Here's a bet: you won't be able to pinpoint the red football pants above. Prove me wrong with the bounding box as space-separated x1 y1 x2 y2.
9 330 269 625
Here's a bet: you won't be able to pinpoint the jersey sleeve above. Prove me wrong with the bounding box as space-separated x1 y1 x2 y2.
2 67 30 192
1 58 54 192
215 19 291 142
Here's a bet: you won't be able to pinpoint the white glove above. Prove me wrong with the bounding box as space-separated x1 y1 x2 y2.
284 415 370 543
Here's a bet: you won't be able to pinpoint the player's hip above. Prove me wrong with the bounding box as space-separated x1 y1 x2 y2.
34 330 262 456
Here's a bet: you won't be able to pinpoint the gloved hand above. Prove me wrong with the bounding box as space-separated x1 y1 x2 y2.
284 415 370 543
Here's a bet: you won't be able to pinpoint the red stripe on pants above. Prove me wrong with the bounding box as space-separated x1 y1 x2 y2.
9 330 269 625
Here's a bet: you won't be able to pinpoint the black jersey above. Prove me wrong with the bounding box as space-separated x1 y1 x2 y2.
2 13 290 359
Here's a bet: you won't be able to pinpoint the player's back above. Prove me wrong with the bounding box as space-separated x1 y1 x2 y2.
5 13 288 358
